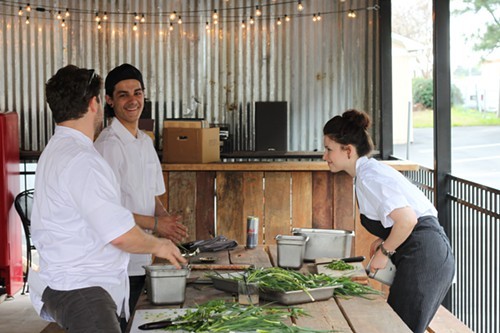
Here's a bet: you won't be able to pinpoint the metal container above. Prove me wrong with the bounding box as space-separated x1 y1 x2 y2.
143 264 190 305
246 216 259 248
292 228 354 261
275 234 308 269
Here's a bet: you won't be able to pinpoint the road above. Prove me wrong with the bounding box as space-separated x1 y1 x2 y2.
393 126 500 190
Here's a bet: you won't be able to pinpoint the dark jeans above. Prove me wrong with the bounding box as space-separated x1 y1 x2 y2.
42 286 125 333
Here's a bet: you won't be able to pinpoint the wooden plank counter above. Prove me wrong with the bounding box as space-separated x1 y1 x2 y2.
159 160 418 289
127 246 412 333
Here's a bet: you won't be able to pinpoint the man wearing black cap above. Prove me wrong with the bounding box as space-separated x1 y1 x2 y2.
30 65 186 332
94 64 188 312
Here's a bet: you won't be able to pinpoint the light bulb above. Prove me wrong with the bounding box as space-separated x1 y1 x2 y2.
256 6 262 17
213 10 218 20
297 1 303 11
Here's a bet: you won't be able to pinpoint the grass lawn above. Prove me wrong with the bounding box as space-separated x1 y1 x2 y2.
413 107 500 128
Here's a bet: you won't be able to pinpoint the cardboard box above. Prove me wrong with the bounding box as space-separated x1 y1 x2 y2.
163 127 220 163
163 119 209 128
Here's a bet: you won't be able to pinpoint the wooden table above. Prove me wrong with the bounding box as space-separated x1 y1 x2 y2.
127 246 411 333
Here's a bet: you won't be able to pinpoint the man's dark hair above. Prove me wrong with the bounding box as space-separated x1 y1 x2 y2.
45 65 102 123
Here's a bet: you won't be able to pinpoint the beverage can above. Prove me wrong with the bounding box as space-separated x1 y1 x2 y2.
246 216 259 249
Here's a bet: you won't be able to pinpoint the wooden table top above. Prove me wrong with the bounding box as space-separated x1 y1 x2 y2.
127 246 411 333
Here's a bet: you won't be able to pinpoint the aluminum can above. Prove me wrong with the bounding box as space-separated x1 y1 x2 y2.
246 216 259 249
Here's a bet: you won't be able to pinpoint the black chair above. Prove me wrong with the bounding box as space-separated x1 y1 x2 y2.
14 189 35 294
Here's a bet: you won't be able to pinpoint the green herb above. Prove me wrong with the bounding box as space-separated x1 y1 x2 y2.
333 277 382 299
325 260 354 271
210 267 381 299
162 300 336 332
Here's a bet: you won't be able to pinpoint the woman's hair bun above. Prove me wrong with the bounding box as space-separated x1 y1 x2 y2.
342 109 371 130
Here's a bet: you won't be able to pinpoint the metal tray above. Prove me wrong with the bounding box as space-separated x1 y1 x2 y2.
260 285 338 305
210 272 243 293
210 273 340 305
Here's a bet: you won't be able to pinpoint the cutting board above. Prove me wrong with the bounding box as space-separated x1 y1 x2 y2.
315 257 369 285
130 309 189 333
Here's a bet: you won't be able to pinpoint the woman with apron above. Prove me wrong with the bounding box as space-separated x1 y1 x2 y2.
322 109 455 333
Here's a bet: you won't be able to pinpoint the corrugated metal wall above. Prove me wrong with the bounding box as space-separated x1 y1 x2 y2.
0 0 379 152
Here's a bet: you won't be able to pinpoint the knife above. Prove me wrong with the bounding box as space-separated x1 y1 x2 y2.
138 319 192 330
316 256 365 265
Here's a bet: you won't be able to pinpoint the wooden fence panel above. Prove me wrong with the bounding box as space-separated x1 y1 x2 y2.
168 172 197 242
264 172 291 244
195 172 216 240
241 172 265 246
216 172 245 244
291 172 313 229
312 171 333 228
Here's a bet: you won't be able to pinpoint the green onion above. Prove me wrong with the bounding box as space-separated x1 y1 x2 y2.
161 300 336 332
325 260 354 271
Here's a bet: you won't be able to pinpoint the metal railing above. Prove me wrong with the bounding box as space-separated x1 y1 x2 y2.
403 166 500 333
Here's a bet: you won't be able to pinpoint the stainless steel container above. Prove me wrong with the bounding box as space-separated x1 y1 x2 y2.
275 234 308 269
292 228 354 261
143 264 190 305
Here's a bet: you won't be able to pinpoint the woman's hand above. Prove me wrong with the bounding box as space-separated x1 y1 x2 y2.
370 238 384 257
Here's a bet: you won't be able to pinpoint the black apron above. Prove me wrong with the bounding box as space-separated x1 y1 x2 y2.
361 214 455 333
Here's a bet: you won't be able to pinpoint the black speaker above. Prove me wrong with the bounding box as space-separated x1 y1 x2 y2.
255 101 287 151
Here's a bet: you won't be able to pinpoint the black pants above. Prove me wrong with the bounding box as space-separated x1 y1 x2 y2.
128 275 146 313
42 286 125 333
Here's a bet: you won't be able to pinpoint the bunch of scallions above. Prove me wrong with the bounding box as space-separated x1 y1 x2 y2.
231 267 381 300
158 299 335 332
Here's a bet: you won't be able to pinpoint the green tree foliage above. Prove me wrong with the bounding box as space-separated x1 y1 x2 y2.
456 0 500 52
413 78 464 108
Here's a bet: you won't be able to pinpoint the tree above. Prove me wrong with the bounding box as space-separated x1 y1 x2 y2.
392 0 433 78
455 0 500 53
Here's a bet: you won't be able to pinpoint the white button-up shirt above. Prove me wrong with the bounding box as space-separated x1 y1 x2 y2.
355 156 437 228
94 119 165 276
30 126 135 320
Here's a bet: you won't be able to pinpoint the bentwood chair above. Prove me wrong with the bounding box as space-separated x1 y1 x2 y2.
14 189 35 294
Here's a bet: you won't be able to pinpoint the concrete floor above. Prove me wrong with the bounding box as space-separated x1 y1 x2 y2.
0 290 51 333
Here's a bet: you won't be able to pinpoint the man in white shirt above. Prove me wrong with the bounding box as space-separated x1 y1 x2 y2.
94 63 188 312
30 65 187 333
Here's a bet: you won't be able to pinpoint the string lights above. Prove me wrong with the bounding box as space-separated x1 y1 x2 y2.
5 1 379 32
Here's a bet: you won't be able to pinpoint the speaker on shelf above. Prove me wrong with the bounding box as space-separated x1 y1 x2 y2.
255 101 288 151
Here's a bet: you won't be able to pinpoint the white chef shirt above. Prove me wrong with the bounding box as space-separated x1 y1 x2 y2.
30 126 135 320
355 156 437 228
94 118 165 276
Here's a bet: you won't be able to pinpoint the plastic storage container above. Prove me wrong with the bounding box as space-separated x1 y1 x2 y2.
144 264 190 305
275 234 308 269
292 228 354 261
